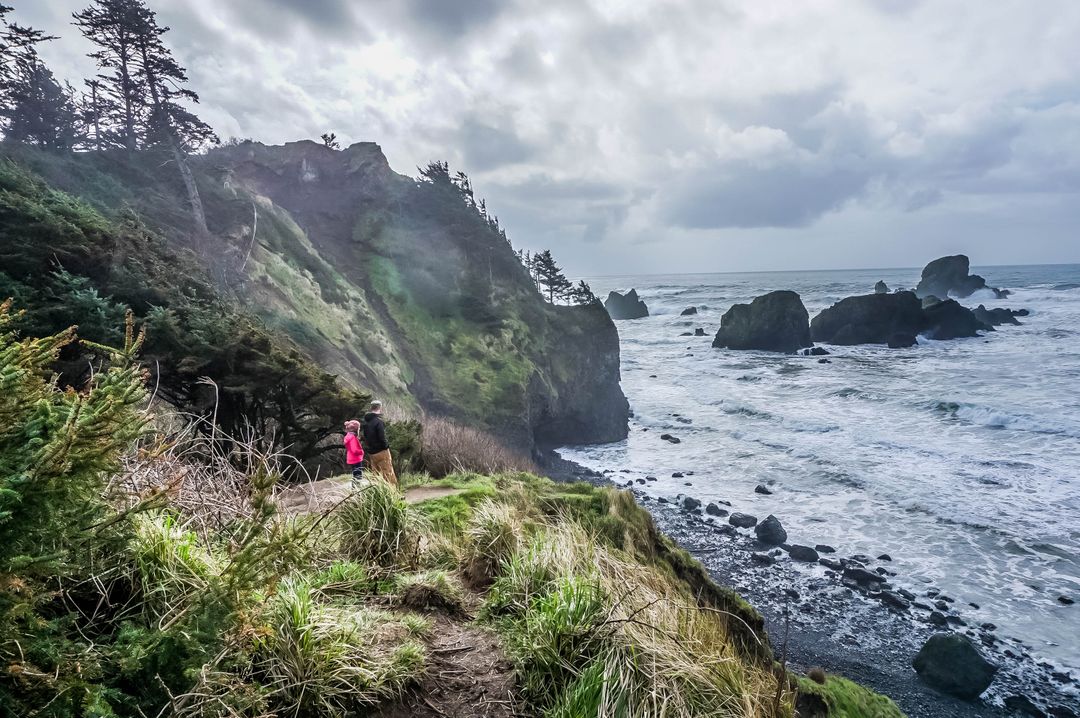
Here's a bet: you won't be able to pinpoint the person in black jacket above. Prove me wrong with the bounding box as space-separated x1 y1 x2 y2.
362 400 397 487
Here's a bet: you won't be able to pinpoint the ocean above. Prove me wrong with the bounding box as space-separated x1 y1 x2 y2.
560 264 1080 673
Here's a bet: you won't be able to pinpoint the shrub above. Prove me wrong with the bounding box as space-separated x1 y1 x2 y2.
130 512 216 627
418 413 539 477
337 481 414 569
253 578 425 715
463 500 521 586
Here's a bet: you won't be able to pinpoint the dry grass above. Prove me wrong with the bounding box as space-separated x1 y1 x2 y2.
488 517 792 717
463 500 522 587
418 413 540 477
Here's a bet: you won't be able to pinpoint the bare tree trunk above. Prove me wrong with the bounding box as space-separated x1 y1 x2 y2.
172 143 209 241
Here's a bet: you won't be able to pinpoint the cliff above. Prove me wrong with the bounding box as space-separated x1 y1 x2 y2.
0 140 629 452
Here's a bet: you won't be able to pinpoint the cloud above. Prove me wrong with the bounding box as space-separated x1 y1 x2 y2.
15 0 1080 272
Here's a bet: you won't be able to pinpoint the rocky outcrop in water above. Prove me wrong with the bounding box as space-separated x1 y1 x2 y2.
712 291 812 353
811 290 997 345
875 280 889 294
973 305 1025 326
681 306 698 316
604 289 649 320
913 634 998 699
915 255 1007 299
922 298 990 339
811 291 924 345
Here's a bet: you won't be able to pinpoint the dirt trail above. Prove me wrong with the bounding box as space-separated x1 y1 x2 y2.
274 477 464 515
375 613 517 718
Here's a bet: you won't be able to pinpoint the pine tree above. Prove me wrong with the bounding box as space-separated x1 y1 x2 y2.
320 131 339 149
78 77 113 150
0 4 59 140
75 0 217 237
572 279 597 306
3 59 80 148
72 0 147 150
533 250 573 304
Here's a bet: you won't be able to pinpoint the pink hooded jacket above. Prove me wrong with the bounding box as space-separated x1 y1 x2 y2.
344 432 364 465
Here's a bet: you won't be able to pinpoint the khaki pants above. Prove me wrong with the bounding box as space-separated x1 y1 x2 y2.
367 449 397 487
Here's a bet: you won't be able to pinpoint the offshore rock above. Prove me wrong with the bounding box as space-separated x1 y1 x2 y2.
604 289 649 320
712 290 812 353
915 255 1006 299
811 291 924 345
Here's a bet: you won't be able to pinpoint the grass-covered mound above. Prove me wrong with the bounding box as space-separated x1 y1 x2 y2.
796 675 906 718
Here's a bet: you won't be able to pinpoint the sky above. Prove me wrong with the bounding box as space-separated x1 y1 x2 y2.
17 0 1080 276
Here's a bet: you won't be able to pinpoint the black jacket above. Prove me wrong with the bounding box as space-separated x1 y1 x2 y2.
362 412 389 454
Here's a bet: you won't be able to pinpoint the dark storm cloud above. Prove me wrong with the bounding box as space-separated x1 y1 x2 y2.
399 0 504 41
454 116 538 171
660 162 870 229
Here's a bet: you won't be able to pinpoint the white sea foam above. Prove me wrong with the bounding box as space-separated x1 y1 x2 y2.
567 263 1080 671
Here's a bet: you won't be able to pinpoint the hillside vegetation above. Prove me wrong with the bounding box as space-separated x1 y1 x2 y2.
1 140 629 458
0 311 904 717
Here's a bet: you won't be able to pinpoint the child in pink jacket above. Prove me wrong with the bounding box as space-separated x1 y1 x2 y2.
343 420 364 484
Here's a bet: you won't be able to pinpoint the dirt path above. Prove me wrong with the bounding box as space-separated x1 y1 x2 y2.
274 477 464 515
375 614 517 718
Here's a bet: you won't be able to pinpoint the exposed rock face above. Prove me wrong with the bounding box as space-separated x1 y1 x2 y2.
913 634 998 699
530 302 632 448
915 255 1005 299
810 291 924 345
604 289 649 320
712 291 812 353
874 280 889 294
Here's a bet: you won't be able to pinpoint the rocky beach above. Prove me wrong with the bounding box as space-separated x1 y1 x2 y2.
560 262 1080 716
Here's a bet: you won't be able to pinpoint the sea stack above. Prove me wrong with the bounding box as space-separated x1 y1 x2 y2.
915 255 1007 299
712 291 812 353
604 289 650 320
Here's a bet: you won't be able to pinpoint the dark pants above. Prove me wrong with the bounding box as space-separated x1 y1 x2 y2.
351 465 363 481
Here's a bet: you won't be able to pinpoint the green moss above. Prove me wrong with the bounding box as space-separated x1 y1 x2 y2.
797 676 907 718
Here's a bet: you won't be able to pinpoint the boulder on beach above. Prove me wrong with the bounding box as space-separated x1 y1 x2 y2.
875 280 889 294
729 512 758 529
843 566 885 586
604 289 649 320
915 255 1006 299
810 291 924 345
912 634 998 700
788 545 819 562
754 515 787 545
712 290 812 353
681 306 698 316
